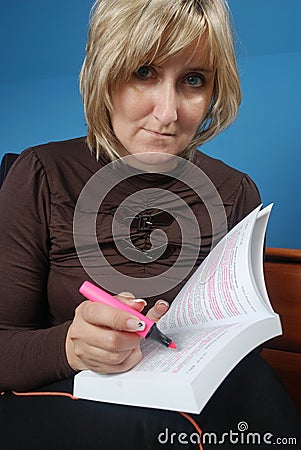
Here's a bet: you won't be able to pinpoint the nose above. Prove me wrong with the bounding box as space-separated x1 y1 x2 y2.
152 82 178 125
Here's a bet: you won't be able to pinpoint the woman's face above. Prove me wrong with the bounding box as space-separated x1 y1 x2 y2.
110 40 215 164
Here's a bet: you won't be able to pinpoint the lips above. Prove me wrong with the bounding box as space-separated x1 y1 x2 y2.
144 128 175 137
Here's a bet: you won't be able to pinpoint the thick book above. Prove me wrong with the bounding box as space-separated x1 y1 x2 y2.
73 204 282 413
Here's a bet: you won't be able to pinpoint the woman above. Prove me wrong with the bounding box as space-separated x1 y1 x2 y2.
0 0 299 449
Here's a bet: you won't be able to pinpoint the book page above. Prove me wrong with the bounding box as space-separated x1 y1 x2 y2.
249 205 275 311
159 206 273 333
132 322 246 378
132 315 281 381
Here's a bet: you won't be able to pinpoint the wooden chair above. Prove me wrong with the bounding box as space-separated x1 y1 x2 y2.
262 248 301 413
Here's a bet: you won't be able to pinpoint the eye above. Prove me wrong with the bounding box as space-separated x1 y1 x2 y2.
185 74 205 87
135 66 153 79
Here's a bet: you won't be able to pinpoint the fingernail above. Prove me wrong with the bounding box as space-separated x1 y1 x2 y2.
127 318 146 332
132 298 147 306
156 300 169 307
118 291 135 299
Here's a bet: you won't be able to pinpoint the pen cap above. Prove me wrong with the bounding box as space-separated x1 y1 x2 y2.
79 281 154 338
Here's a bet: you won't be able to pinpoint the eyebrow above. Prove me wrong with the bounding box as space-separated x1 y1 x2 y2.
152 64 215 74
186 66 215 73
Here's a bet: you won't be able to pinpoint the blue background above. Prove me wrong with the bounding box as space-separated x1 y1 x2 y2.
0 0 300 248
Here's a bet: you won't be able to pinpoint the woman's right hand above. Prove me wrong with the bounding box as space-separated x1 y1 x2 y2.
65 293 145 374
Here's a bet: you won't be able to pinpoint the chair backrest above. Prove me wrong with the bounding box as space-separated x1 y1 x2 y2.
262 247 301 413
0 153 19 188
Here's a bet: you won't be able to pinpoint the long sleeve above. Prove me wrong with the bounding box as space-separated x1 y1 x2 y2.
228 174 261 230
0 149 74 391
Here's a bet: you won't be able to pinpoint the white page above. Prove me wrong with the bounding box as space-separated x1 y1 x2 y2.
133 322 247 378
159 206 272 333
249 205 275 311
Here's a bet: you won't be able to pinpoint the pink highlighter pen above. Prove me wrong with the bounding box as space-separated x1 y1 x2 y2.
79 281 176 349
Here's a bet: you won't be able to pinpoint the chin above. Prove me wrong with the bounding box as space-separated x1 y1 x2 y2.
126 151 179 172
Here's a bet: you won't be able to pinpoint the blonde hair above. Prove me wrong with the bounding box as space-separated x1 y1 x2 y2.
80 0 241 160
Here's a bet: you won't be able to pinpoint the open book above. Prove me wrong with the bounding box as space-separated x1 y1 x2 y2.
74 204 282 413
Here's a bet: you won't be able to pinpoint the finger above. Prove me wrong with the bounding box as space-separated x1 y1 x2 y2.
66 315 142 371
83 326 141 353
115 291 135 301
85 346 143 374
116 292 147 313
79 339 138 366
79 300 146 332
146 300 169 322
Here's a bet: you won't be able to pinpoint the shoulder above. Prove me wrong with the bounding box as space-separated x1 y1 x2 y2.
27 136 95 169
193 149 261 228
10 137 95 174
24 136 99 183
193 149 248 188
5 137 101 203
